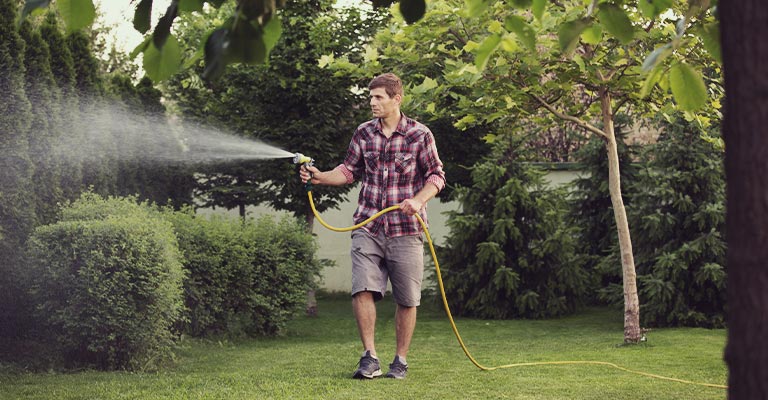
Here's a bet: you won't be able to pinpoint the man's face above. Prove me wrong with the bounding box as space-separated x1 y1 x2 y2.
369 87 400 119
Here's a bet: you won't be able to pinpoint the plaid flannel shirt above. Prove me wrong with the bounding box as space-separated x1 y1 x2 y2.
334 113 446 237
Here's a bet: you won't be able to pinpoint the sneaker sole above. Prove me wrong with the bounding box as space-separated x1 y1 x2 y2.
353 369 382 379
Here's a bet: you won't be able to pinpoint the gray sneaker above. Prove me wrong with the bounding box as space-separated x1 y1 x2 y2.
385 356 408 379
352 351 382 379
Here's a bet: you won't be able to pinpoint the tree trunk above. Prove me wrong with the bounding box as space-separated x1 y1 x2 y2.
305 209 318 317
600 87 642 343
721 2 768 397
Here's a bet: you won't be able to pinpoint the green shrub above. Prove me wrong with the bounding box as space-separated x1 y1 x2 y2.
440 135 589 319
627 118 726 328
25 193 185 370
164 209 323 337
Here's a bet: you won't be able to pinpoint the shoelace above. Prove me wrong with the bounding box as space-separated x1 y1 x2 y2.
357 355 379 371
389 360 407 373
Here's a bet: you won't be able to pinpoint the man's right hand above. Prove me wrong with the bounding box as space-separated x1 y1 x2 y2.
300 164 321 185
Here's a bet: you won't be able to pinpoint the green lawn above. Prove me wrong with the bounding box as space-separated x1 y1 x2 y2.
0 294 727 399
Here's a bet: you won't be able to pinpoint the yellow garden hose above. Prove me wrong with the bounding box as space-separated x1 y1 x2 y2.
306 190 727 390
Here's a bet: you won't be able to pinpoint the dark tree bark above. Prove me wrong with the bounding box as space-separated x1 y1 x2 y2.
721 1 768 398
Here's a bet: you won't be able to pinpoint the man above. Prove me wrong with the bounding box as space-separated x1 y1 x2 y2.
300 73 446 379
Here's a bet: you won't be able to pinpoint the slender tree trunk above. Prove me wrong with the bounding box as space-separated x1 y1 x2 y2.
721 1 768 397
305 210 318 317
600 87 642 343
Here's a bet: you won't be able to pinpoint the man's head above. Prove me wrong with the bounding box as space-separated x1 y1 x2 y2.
368 73 404 99
368 73 403 119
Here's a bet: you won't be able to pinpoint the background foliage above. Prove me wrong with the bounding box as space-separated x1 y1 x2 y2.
164 0 387 221
0 2 196 338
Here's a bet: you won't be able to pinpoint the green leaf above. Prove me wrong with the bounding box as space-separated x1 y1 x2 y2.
510 0 532 8
371 0 396 7
581 24 602 45
143 34 182 81
640 64 663 98
558 18 591 56
463 40 480 53
182 46 205 69
638 0 673 19
573 54 586 72
225 18 273 65
179 0 204 12
58 0 96 32
129 37 151 60
413 77 438 94
465 0 491 18
642 43 673 72
133 0 152 34
500 36 518 52
262 16 283 55
153 2 178 49
597 3 634 44
532 0 546 20
202 28 229 81
698 22 722 63
475 34 502 71
20 0 50 22
505 15 536 51
669 63 707 111
399 0 426 24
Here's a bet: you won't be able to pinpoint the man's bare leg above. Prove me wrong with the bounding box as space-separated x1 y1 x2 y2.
352 291 377 356
394 304 417 360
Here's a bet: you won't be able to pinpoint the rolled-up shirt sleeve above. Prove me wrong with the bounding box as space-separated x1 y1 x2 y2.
333 164 355 184
420 129 446 192
339 129 365 183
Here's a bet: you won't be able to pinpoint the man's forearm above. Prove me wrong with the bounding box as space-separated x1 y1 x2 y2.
413 182 440 205
315 168 349 186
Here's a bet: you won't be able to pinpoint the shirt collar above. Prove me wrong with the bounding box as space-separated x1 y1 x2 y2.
375 112 409 137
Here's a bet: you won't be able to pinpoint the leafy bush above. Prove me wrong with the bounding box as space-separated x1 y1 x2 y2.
164 209 323 337
440 135 589 319
25 193 185 370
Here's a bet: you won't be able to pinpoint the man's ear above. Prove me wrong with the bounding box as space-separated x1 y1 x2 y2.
394 94 403 105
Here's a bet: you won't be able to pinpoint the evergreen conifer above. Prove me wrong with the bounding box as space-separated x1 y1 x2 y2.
630 118 726 327
40 13 82 201
441 135 589 319
67 30 117 195
0 0 35 337
20 20 64 226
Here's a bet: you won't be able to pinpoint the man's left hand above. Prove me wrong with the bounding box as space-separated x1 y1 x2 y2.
399 198 425 216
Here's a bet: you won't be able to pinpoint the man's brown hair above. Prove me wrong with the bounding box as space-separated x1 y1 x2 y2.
368 73 403 98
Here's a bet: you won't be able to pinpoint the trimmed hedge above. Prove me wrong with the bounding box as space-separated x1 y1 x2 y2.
26 194 184 370
164 209 323 337
21 193 324 370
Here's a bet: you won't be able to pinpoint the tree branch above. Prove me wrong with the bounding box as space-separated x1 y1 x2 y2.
530 93 608 139
448 28 467 47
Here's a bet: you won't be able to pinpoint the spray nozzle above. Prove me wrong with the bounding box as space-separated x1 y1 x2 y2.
293 153 314 166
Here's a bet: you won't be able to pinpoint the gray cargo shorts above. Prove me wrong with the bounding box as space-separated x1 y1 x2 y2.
350 229 425 307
